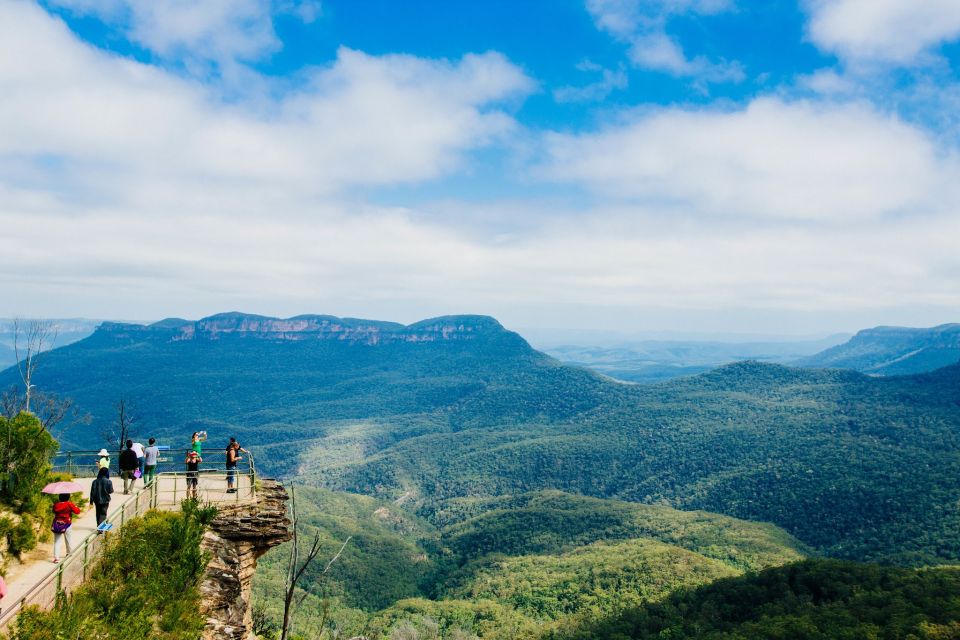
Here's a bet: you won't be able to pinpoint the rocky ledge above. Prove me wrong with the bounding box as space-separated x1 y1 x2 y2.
200 480 292 640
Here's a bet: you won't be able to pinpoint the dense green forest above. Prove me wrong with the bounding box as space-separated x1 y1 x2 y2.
570 559 960 640
253 488 807 638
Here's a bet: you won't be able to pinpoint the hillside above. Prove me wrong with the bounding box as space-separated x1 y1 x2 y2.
798 323 960 375
572 559 960 639
4 313 960 565
253 489 806 638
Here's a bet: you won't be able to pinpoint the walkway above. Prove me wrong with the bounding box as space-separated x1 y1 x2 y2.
0 471 255 630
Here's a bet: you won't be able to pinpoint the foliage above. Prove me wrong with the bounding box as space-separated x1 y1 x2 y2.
254 489 806 639
566 559 960 640
10 504 213 640
0 412 59 513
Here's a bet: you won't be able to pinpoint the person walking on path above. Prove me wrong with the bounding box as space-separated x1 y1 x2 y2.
185 450 202 500
89 467 113 529
225 437 247 494
143 438 160 485
119 440 139 494
52 493 81 563
131 440 145 483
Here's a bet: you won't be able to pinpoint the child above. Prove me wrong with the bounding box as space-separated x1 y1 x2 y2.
52 493 81 563
185 450 202 500
191 431 207 456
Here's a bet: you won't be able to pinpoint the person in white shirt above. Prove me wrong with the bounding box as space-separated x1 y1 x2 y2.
143 438 160 486
131 441 145 485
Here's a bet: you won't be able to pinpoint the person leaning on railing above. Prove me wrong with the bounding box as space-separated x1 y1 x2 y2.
225 438 247 494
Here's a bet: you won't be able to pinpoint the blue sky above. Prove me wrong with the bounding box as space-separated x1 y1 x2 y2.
3 0 960 336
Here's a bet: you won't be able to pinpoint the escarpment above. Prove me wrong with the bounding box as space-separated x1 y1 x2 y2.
200 480 292 640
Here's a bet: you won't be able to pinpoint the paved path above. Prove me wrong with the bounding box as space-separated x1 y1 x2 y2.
1 471 253 622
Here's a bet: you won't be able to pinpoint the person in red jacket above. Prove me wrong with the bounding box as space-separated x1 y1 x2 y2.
52 493 81 563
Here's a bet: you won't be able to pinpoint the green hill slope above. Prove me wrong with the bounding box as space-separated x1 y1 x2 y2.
572 559 960 640
253 489 806 639
798 323 960 375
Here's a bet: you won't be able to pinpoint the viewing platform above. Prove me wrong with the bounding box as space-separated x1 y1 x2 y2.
0 450 259 632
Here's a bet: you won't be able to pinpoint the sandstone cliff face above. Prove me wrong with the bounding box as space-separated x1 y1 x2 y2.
200 480 291 640
96 313 507 346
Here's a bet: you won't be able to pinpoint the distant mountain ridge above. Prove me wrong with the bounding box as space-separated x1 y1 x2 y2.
94 312 507 346
798 323 960 375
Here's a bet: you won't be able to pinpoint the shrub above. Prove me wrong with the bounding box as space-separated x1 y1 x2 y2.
11 502 217 640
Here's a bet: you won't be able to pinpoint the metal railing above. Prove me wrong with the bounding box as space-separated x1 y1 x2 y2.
0 459 258 632
52 447 256 479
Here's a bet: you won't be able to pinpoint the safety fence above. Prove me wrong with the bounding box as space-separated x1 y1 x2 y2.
52 447 255 478
0 459 258 632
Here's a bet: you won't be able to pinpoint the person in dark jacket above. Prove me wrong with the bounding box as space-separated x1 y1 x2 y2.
119 440 139 494
90 466 113 529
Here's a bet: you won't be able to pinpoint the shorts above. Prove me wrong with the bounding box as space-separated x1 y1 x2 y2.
187 472 198 487
226 466 237 482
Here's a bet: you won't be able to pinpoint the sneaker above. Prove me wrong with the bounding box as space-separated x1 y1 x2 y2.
226 488 237 494
52 558 60 564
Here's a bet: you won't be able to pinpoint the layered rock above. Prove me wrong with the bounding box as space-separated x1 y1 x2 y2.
95 312 506 346
200 480 291 640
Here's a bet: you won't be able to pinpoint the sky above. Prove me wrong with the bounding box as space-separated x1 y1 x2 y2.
2 0 960 337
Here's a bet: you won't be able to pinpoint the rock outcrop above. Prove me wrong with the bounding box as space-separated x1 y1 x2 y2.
94 312 508 346
200 480 291 640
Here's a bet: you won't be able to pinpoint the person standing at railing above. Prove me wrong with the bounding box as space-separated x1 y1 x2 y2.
130 440 145 485
225 438 247 494
185 450 202 500
51 493 80 563
89 467 113 530
143 438 160 485
119 440 139 495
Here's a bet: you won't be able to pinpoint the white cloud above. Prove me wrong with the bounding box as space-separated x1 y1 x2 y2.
46 0 322 68
0 2 532 207
586 0 743 82
805 0 960 65
541 98 959 220
1 2 959 330
554 65 628 103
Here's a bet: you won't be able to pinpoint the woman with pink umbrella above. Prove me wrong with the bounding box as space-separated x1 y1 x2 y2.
42 480 83 563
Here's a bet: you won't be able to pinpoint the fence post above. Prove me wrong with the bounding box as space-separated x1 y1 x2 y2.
83 539 89 580
56 563 63 594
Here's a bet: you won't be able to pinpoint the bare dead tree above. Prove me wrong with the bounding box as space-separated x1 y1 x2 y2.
11 318 58 414
280 485 351 640
106 399 136 459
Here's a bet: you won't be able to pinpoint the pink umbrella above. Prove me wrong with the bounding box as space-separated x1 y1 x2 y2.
41 481 84 494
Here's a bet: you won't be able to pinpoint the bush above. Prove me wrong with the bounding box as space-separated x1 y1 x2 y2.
0 413 59 513
11 502 217 640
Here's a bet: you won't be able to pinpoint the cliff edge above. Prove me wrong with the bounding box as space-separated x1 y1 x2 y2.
201 480 292 640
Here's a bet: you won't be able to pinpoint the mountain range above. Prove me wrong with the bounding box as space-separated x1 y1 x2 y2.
3 312 960 567
796 323 960 375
